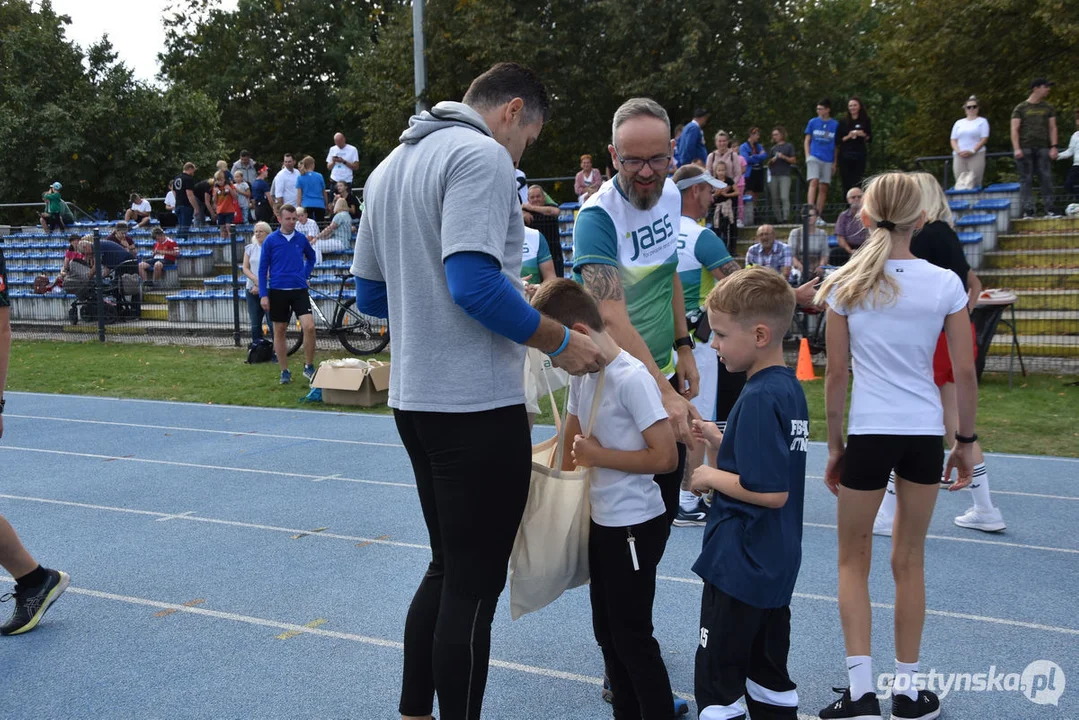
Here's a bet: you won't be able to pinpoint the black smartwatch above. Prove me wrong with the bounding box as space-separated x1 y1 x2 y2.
0 398 5 415
954 431 978 444
674 336 694 351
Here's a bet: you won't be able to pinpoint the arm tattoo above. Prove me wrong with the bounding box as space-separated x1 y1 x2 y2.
582 264 625 302
717 259 741 277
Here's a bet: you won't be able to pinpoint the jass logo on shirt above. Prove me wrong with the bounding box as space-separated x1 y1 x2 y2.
628 214 675 262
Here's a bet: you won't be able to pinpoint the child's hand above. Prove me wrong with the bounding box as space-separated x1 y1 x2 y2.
691 419 723 451
571 434 604 468
690 465 717 496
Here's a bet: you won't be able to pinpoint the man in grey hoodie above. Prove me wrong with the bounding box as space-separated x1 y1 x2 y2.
352 63 604 720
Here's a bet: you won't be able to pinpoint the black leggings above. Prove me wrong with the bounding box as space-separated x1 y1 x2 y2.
394 405 532 720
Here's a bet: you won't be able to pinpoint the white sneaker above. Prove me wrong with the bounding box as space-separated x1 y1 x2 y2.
815 217 827 227
954 507 1006 532
873 512 893 537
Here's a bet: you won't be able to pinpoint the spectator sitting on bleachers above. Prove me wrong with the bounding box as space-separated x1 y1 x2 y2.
40 182 66 234
159 186 178 228
746 224 793 280
59 234 89 284
294 207 323 265
139 227 179 286
97 237 133 275
522 184 559 225
316 198 354 256
125 193 152 228
107 222 138 258
334 181 361 219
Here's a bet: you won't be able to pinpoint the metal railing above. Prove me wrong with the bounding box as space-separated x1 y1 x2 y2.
912 152 1015 190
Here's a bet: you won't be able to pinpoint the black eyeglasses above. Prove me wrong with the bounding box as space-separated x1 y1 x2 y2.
966 105 978 110
614 150 671 174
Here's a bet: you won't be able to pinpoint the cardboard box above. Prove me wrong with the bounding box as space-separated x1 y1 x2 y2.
311 359 390 407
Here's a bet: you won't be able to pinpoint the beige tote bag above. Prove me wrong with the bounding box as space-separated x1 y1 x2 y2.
508 368 605 620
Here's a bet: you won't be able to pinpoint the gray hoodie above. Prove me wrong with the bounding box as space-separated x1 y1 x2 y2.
352 102 527 412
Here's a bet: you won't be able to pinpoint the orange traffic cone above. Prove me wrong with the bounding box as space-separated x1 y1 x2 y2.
796 338 818 381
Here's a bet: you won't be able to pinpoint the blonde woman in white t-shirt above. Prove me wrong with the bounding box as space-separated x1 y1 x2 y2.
814 172 977 720
950 96 990 187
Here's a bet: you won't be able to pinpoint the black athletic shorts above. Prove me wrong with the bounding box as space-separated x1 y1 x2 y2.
695 584 798 717
746 167 766 193
841 434 944 490
268 288 311 323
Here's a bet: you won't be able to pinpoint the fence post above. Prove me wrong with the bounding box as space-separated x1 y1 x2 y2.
230 230 242 347
92 229 105 343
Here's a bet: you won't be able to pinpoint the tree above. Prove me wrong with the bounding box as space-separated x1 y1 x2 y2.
160 0 382 172
0 0 225 218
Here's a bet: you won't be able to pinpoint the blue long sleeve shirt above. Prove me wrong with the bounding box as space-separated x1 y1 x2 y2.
739 142 769 177
258 229 317 298
676 120 707 167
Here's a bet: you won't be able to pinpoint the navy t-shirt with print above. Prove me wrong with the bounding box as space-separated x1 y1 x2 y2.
692 365 809 609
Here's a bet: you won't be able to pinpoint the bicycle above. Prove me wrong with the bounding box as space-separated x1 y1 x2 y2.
285 273 389 356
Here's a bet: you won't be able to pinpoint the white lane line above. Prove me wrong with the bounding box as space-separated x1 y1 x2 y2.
0 575 710 705
6 414 404 448
0 446 415 489
3 493 1076 638
0 494 428 551
802 521 1079 555
155 510 196 522
5 391 398 420
990 489 1079 501
657 576 1079 636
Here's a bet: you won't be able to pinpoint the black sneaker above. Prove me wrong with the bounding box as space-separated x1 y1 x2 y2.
673 500 708 527
891 689 940 720
819 687 882 719
0 569 70 635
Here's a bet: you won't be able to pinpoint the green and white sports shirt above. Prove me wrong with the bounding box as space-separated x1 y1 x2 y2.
573 178 681 375
676 216 732 313
520 226 552 283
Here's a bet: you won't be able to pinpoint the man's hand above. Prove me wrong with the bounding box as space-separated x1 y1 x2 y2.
795 278 821 307
1050 147 1059 161
663 389 701 450
674 346 699 400
554 329 605 376
260 297 270 312
571 434 603 468
1014 149 1024 160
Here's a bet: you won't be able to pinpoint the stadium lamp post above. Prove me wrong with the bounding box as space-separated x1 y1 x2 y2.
412 0 428 114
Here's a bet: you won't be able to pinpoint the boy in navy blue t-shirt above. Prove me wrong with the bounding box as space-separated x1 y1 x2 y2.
688 266 809 720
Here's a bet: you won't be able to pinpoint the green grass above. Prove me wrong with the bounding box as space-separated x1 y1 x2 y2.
6 341 1078 457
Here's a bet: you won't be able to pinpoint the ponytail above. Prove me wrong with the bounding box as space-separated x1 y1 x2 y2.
814 172 924 310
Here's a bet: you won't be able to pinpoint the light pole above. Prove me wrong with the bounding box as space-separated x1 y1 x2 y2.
412 0 427 114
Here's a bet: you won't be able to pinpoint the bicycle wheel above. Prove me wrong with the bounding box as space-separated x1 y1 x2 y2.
333 298 390 355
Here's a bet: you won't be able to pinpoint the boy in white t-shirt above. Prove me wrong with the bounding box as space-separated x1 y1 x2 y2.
531 278 680 719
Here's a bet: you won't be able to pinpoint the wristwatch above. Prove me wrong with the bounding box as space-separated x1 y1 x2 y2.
673 336 694 351
954 431 978 444
0 398 6 415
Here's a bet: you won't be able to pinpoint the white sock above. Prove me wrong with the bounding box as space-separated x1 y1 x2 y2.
969 463 993 512
894 659 919 701
846 655 874 700
680 489 699 512
877 474 897 520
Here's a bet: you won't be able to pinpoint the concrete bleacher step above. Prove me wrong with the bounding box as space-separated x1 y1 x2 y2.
1011 216 1079 233
1007 288 1079 311
140 304 169 321
977 267 1079 289
983 248 1079 270
995 310 1079 336
998 232 1079 251
988 335 1079 358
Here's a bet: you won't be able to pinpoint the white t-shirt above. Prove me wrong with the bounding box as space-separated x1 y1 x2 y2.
951 117 990 154
164 191 176 211
297 219 322 264
271 168 300 205
244 242 262 291
131 199 151 214
567 350 669 527
326 143 359 184
829 259 968 436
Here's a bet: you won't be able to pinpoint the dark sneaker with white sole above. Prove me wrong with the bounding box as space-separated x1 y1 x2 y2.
0 569 70 635
819 687 882 719
891 689 940 720
673 500 708 527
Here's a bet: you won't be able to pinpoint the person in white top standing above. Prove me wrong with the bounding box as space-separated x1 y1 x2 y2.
1056 106 1079 201
950 96 990 188
326 132 359 186
531 278 678 720
270 154 300 216
815 172 977 720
